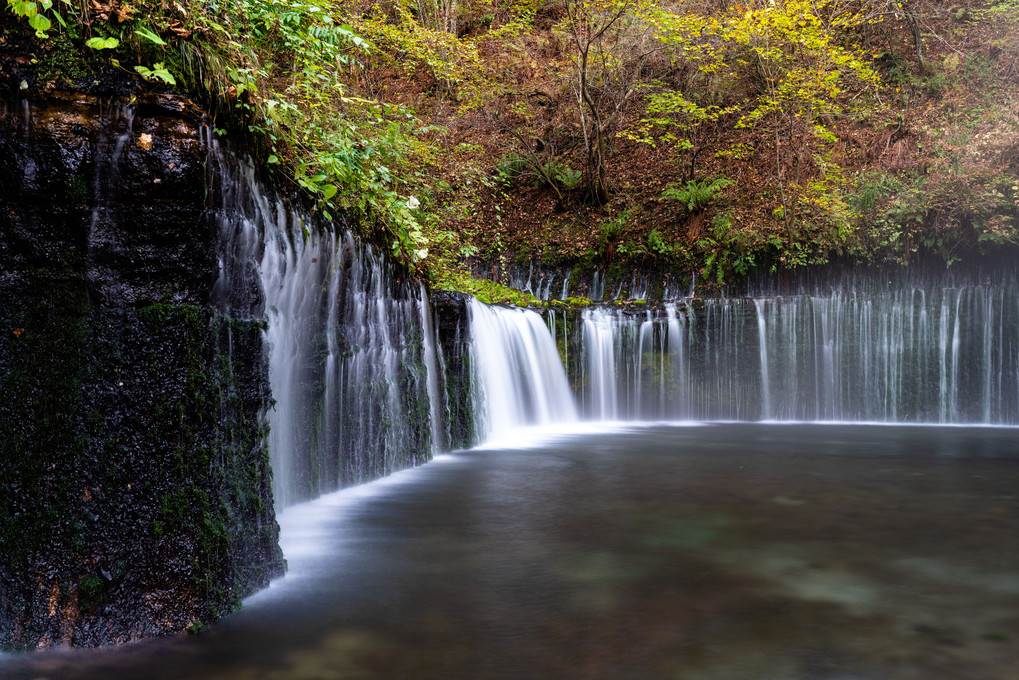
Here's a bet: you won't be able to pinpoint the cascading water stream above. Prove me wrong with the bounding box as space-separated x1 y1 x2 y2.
211 146 441 506
209 142 592 506
467 299 577 441
754 299 773 419
572 279 1019 424
583 308 619 419
210 133 1019 511
419 283 444 453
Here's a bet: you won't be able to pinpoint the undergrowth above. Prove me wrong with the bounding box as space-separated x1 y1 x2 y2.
6 0 1019 293
3 0 456 274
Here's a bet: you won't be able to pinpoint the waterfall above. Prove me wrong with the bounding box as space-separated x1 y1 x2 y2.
664 303 686 417
636 313 654 416
591 269 605 301
754 299 772 419
568 276 1019 425
210 135 1019 509
583 308 618 419
211 147 441 506
419 283 443 453
467 299 577 441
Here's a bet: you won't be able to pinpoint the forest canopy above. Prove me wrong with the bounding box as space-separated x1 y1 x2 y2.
5 0 1019 294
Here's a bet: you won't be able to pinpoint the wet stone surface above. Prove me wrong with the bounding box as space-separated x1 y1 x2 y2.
0 90 283 648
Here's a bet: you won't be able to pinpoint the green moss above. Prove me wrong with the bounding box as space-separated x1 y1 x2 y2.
433 270 539 307
65 174 89 204
35 34 92 85
0 275 88 580
1 288 281 645
77 574 104 613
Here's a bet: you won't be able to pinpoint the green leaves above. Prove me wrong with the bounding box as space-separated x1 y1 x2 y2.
661 178 733 212
27 12 50 36
135 63 176 85
7 0 66 37
5 0 439 269
554 166 583 189
86 36 120 50
134 27 167 46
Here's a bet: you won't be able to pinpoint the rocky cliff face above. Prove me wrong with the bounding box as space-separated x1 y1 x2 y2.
0 86 284 648
431 291 477 451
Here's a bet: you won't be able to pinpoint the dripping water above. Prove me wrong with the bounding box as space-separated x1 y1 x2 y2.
570 279 1019 424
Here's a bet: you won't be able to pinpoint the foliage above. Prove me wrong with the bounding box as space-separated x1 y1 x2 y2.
598 207 633 252
84 36 118 50
495 153 529 185
135 62 175 85
694 213 753 282
6 0 69 38
551 163 583 190
661 178 733 212
2 0 473 270
6 0 1019 290
494 150 582 196
626 88 737 178
557 0 659 204
647 229 672 256
348 3 489 107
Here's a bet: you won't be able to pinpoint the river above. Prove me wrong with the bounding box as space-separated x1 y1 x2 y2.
4 423 1017 680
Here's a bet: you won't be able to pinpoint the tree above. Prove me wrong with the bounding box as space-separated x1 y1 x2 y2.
559 0 659 204
721 0 879 232
416 0 459 35
625 9 734 180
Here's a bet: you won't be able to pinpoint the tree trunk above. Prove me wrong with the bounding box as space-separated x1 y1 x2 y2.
903 3 926 75
579 44 611 205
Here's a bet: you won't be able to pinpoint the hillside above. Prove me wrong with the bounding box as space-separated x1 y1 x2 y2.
409 0 1019 292
3 0 1019 299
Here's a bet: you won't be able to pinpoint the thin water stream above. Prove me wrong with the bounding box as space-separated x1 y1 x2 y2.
4 424 1017 679
577 280 1019 423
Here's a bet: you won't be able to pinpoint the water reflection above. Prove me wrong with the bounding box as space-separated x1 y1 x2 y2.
4 424 1018 679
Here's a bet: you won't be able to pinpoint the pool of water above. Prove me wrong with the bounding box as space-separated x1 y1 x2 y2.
3 423 1018 679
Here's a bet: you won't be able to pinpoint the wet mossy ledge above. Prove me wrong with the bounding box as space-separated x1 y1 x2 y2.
0 87 283 648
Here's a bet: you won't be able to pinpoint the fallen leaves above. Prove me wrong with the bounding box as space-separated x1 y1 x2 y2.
166 21 192 39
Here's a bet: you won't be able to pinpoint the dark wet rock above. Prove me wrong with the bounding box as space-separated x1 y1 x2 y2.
431 291 476 449
0 91 213 306
0 87 283 649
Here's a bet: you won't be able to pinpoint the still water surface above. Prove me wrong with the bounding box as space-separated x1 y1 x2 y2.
4 423 1019 679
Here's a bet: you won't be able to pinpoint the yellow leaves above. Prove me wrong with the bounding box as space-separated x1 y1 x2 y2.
350 11 489 107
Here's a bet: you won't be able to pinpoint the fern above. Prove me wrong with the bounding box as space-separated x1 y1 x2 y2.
660 177 733 211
